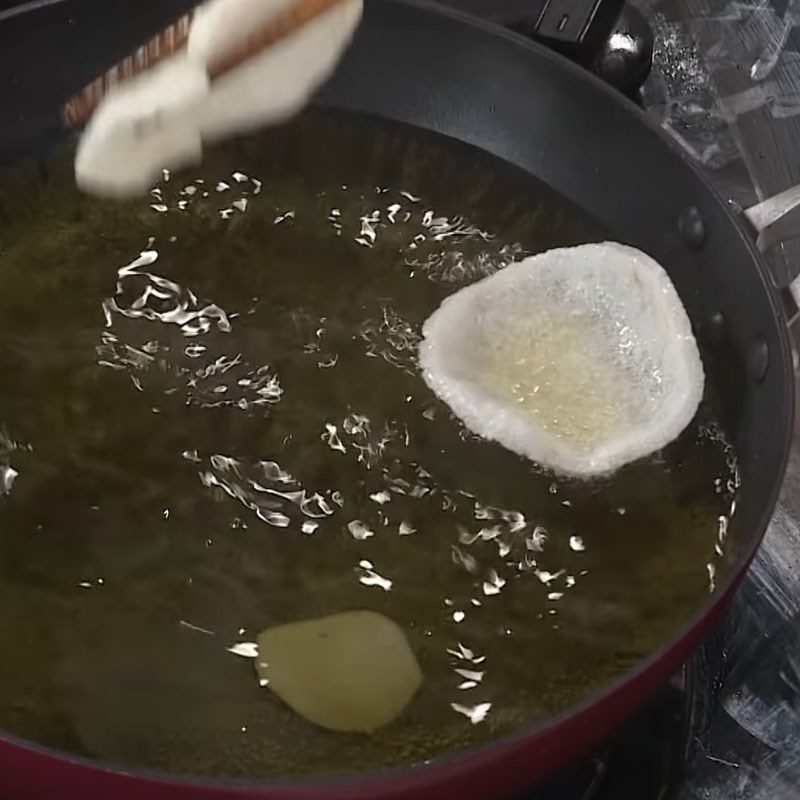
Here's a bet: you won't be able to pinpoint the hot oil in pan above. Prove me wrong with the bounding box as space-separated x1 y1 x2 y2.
0 110 738 778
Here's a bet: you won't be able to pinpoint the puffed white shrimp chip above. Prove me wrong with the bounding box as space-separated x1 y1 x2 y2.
419 242 704 477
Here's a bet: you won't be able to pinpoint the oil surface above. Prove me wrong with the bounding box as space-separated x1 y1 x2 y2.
0 110 738 778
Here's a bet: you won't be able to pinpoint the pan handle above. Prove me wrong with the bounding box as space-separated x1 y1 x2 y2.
743 186 800 325
436 0 653 97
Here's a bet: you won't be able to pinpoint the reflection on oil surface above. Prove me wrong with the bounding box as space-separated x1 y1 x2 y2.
0 110 737 778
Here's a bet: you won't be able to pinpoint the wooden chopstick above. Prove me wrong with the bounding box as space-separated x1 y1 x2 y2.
62 12 194 128
207 0 346 78
62 0 348 128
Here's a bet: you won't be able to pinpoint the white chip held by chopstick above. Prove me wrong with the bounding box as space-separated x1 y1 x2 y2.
75 0 363 198
419 242 704 477
255 610 422 732
75 57 208 198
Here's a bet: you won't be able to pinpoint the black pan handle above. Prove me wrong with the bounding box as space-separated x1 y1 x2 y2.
589 2 653 97
435 0 653 97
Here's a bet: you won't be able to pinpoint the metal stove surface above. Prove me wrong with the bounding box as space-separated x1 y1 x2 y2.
531 0 800 794
675 417 800 800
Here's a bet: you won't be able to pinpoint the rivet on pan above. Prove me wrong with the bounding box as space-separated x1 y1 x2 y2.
707 311 725 346
748 335 769 383
678 206 706 250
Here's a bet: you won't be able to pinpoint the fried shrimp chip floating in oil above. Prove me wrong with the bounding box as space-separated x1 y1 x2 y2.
419 242 705 477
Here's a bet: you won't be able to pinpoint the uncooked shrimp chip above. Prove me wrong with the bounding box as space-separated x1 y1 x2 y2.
419 242 704 477
255 610 422 733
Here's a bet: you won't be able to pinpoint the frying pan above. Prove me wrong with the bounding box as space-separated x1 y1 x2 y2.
0 0 798 797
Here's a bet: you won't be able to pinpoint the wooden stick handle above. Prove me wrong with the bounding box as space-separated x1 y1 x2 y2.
62 12 194 127
208 0 346 79
63 0 348 128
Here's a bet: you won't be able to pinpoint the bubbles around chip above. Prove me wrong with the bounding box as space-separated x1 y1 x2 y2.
419 242 705 477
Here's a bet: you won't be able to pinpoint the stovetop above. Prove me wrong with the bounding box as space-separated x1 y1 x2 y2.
522 0 800 794
614 1 800 795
